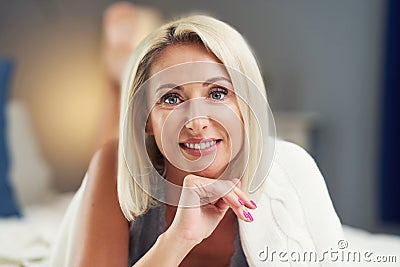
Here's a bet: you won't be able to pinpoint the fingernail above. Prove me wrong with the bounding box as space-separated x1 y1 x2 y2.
247 211 254 221
242 210 249 219
238 198 245 206
250 200 257 208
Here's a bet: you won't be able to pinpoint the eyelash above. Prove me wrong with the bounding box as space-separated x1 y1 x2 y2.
160 92 182 105
209 87 228 101
159 87 229 106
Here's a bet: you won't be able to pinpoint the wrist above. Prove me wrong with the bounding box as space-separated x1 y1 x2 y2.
158 228 198 263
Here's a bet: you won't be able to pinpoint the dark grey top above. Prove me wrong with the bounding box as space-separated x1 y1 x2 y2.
128 203 249 267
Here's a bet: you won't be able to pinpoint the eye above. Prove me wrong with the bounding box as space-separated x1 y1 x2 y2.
209 87 228 101
160 93 182 105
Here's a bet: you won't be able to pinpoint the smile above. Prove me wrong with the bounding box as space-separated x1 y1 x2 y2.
183 140 217 150
179 139 222 156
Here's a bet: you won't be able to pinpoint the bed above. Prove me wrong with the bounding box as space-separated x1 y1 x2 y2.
0 96 74 267
0 77 399 266
1 195 400 266
0 192 73 267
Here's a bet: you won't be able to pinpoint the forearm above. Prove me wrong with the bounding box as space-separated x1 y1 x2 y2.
133 229 198 267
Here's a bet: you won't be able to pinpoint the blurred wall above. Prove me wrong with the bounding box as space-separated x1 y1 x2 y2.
0 0 113 191
0 0 390 233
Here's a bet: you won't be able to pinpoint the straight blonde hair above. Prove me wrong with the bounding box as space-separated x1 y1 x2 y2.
118 14 268 220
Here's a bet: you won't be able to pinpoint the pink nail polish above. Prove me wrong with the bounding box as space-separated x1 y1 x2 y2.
242 210 249 218
238 198 245 205
247 212 254 221
250 200 257 208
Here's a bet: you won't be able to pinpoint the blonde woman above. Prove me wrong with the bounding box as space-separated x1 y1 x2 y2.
50 15 344 267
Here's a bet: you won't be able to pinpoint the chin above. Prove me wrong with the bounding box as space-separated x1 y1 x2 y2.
193 163 228 179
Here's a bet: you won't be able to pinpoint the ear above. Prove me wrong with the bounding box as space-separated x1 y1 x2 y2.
145 117 154 135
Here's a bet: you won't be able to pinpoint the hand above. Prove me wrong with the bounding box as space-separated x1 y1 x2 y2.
167 174 257 245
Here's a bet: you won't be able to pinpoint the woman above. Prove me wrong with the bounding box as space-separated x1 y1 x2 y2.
50 15 344 267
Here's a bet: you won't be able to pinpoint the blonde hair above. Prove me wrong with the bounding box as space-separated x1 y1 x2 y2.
118 14 268 220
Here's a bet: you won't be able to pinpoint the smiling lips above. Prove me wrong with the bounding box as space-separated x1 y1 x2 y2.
179 138 221 156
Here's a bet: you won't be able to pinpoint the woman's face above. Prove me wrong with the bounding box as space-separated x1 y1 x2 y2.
146 43 243 178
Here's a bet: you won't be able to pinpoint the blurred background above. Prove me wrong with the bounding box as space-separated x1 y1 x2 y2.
0 0 399 236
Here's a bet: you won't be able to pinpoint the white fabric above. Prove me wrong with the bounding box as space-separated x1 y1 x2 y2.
49 178 87 267
0 193 73 267
238 141 400 266
6 100 53 206
1 194 398 266
49 140 400 267
239 140 344 266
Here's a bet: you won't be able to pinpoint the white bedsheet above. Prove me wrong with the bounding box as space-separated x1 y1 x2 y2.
342 225 400 266
0 193 73 267
1 191 399 267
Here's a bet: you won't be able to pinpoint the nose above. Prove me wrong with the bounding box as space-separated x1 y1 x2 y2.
185 117 209 132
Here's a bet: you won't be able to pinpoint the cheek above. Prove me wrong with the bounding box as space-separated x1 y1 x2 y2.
225 103 245 156
149 113 163 139
149 114 165 156
149 110 176 151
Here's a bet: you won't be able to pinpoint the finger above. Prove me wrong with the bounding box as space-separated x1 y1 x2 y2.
219 178 257 210
182 175 256 213
232 187 257 209
233 179 242 189
214 198 229 211
198 178 255 222
221 190 254 222
185 178 253 222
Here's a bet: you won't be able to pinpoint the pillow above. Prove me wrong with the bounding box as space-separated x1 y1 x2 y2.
7 100 52 206
0 58 21 217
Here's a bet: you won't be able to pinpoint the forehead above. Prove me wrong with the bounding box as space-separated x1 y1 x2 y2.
149 43 224 77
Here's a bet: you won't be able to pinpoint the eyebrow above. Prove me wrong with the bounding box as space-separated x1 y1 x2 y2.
203 76 232 86
156 76 232 92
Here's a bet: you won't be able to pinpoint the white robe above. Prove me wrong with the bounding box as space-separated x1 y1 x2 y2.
238 140 344 266
49 140 345 267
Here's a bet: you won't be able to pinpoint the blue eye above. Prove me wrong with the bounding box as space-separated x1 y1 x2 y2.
161 93 182 105
209 87 228 101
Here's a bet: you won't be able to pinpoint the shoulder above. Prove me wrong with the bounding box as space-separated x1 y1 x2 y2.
83 138 120 212
262 139 329 198
274 139 315 164
273 139 321 178
272 141 343 241
269 140 335 211
84 140 119 220
84 138 121 210
243 140 343 254
87 139 118 181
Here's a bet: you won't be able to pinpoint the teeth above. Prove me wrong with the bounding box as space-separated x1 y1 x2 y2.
183 140 217 150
